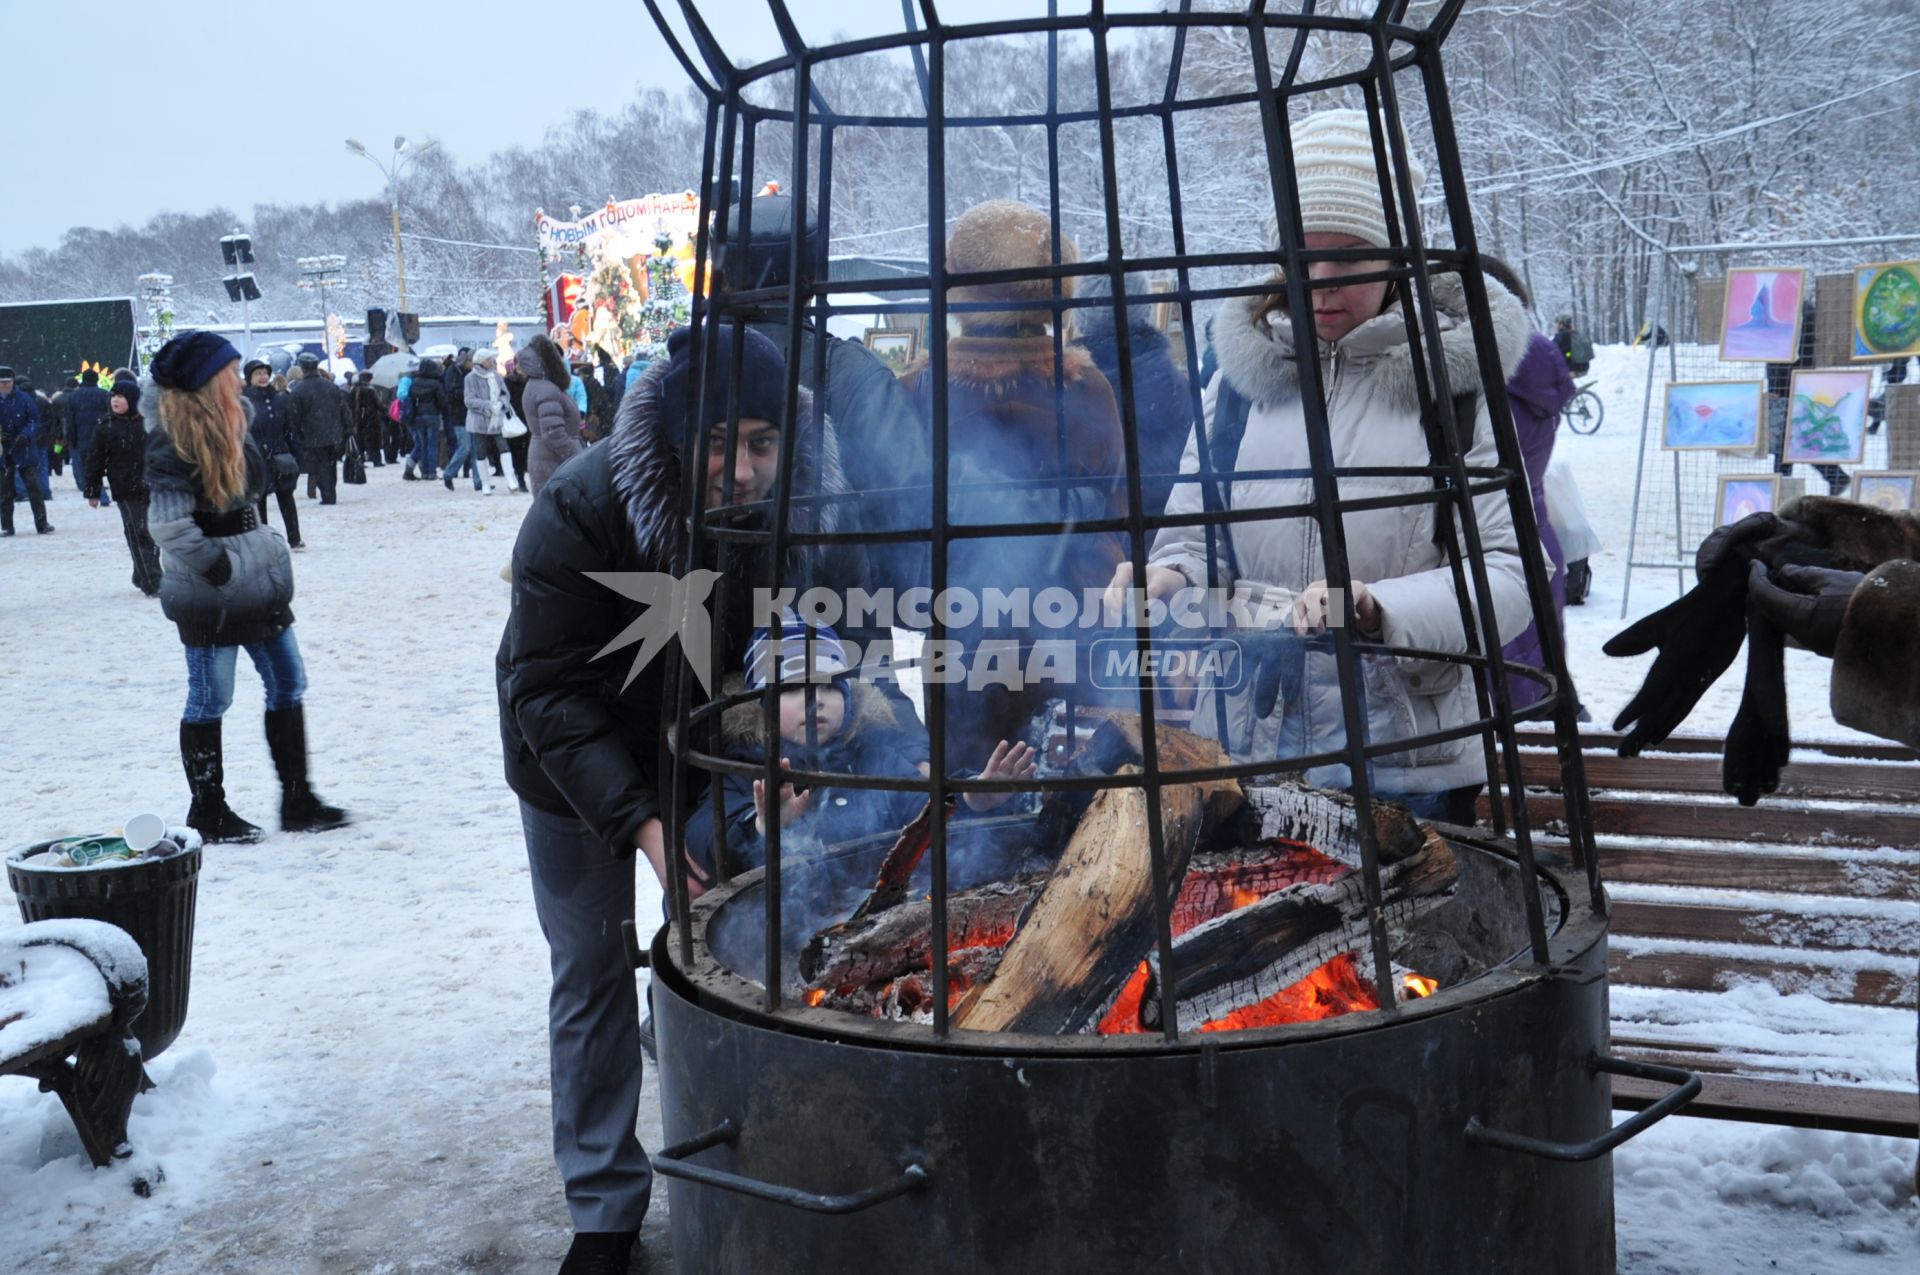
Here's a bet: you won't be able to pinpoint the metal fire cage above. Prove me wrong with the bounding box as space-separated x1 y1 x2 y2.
643 0 1606 1037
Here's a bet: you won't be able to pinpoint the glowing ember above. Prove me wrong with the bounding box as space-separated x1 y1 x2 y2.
1095 953 1380 1035
810 836 1393 1032
1402 973 1439 999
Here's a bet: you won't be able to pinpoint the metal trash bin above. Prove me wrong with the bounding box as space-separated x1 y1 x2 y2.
7 828 204 1062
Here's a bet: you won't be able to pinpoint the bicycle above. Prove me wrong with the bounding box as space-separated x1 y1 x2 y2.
1562 380 1604 435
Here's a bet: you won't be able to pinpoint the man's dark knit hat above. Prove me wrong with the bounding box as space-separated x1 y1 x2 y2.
110 378 141 409
81 369 99 385
150 332 241 392
658 324 786 446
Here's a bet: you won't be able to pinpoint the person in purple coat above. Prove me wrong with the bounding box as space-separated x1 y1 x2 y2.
1484 260 1575 713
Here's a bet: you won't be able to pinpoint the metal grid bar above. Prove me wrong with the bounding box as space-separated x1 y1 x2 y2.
648 0 1594 1043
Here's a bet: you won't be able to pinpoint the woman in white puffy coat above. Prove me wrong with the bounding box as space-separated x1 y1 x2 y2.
1106 111 1534 818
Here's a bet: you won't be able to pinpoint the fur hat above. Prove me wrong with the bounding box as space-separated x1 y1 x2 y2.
946 199 1076 334
150 331 241 392
243 358 271 381
1265 109 1426 252
109 378 141 411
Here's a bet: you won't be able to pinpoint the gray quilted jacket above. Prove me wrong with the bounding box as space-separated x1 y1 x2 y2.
142 382 296 647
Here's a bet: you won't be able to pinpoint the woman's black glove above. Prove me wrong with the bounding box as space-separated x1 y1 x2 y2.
1603 560 1751 755
1695 511 1814 581
1745 562 1862 659
1723 562 1793 806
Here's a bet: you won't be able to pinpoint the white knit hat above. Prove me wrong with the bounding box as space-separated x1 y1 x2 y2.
1266 109 1426 252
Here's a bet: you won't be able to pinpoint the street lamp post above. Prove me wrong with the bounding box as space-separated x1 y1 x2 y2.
345 135 436 318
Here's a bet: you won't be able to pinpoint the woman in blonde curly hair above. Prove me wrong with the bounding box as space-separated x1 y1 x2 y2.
145 332 348 843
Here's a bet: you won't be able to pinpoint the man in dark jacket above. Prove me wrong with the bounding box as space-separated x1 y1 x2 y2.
719 193 931 594
443 350 470 473
86 377 161 594
500 325 864 1274
0 366 53 535
46 378 74 478
288 354 347 505
66 369 113 505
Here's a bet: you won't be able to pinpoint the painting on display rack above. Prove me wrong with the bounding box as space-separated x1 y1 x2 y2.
1719 267 1807 363
1851 261 1920 360
1853 470 1918 512
1661 380 1765 452
1784 369 1873 466
1716 474 1783 528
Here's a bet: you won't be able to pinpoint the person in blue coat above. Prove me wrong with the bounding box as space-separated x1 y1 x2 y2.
0 366 52 535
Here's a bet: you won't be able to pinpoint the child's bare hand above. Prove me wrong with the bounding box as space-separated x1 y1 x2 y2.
752 757 814 834
965 740 1038 811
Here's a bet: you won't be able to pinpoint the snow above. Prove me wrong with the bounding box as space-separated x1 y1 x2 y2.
0 944 112 1060
0 348 1914 1271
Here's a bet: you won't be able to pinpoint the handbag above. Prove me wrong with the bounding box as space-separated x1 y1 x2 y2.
271 452 299 482
387 396 404 424
342 438 367 486
500 406 528 440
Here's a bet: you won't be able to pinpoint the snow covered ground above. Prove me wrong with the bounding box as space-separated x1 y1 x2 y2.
1 345 1914 1272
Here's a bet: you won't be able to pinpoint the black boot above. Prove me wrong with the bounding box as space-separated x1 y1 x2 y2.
559 1231 638 1275
180 721 264 844
264 706 350 833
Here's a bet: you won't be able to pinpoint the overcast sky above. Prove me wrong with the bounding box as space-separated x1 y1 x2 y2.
1 0 1161 257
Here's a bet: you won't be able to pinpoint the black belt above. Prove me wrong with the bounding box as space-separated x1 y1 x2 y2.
193 506 258 537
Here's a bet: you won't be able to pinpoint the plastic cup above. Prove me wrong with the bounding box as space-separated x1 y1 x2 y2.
123 812 168 855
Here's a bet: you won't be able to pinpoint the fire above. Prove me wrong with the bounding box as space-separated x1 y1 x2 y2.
1227 884 1263 911
1094 953 1381 1035
1402 973 1439 999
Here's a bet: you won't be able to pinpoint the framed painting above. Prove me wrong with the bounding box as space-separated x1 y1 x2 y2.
1853 470 1919 511
1850 261 1920 361
863 326 918 372
1660 380 1765 452
1783 368 1872 465
1715 474 1782 527
1719 266 1807 363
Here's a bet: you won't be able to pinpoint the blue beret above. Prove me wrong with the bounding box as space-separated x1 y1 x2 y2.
150 331 242 392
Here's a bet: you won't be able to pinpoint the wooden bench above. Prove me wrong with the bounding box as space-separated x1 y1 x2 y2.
1499 727 1919 1140
0 919 150 1166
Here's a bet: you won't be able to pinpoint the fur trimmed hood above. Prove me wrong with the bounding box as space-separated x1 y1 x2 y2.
606 357 858 585
715 672 902 752
1209 271 1533 410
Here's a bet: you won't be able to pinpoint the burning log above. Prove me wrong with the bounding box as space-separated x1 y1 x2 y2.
800 876 1044 997
951 766 1206 1034
1242 779 1430 869
1139 829 1458 1034
841 799 956 928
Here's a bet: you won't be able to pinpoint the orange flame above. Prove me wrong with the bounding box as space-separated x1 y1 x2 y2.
1402 973 1439 999
803 988 825 1007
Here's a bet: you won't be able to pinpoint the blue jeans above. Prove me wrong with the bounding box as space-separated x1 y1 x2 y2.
410 422 438 477
520 799 653 1232
444 427 485 489
181 628 308 723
